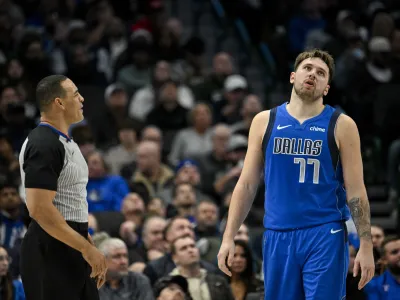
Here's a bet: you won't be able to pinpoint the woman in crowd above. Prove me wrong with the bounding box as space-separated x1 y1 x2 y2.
0 246 25 300
228 240 263 300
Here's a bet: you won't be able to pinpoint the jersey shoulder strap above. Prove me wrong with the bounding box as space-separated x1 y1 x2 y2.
327 109 342 170
262 107 278 161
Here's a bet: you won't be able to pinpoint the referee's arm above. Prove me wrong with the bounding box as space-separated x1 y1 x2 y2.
23 139 106 285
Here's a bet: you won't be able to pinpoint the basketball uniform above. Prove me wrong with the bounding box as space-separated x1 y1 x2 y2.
262 102 350 300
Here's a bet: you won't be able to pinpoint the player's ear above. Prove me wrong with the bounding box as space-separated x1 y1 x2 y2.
290 72 295 84
323 85 330 96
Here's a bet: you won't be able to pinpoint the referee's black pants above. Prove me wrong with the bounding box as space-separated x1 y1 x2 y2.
20 220 99 300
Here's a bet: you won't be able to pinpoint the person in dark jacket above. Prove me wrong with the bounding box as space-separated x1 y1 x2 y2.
143 216 218 285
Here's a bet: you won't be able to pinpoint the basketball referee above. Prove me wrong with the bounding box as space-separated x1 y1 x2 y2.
18 75 107 300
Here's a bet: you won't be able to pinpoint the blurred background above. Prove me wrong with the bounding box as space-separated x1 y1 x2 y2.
0 0 399 299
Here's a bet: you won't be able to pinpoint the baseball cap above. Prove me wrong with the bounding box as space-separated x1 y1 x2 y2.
227 135 248 152
224 75 248 92
153 275 189 297
369 36 391 52
175 159 198 173
104 83 126 101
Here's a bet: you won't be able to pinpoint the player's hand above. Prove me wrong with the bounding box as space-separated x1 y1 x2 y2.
217 239 235 276
353 243 375 290
82 244 108 289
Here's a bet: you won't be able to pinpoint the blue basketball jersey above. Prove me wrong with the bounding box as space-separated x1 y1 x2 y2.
262 102 350 230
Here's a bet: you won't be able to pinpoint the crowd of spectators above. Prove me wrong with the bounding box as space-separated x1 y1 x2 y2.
0 0 399 299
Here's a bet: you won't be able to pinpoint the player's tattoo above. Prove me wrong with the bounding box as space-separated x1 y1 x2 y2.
348 197 372 241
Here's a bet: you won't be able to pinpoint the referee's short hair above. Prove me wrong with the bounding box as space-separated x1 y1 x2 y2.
36 74 68 112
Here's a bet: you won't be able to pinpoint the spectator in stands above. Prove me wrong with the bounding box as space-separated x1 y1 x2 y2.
159 159 207 205
98 238 154 300
323 10 359 59
0 136 21 186
192 52 234 103
129 60 194 122
146 80 189 154
168 103 213 167
118 193 146 249
194 199 219 239
129 216 168 265
288 0 326 54
234 224 250 243
156 18 185 64
147 197 167 218
121 193 146 228
86 150 130 212
130 140 174 202
227 240 263 300
176 36 206 87
116 35 152 97
213 75 248 125
171 183 197 221
194 124 231 200
170 235 234 300
0 92 36 153
105 119 140 175
65 43 108 86
143 216 217 285
213 136 247 198
17 31 52 87
0 246 25 300
120 126 165 181
372 225 386 250
0 182 26 249
153 275 191 300
99 17 129 72
364 236 400 298
230 94 263 138
91 83 139 150
142 125 163 145
70 123 96 159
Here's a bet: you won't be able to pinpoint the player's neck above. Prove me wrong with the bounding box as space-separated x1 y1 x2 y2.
287 94 325 120
40 115 70 138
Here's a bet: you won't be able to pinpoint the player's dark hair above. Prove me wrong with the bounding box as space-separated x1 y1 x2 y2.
36 75 68 112
294 49 335 83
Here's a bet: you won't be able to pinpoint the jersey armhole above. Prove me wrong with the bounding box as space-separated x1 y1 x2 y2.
262 107 277 162
328 109 342 171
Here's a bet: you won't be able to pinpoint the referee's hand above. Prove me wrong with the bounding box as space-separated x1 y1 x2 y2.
82 245 107 289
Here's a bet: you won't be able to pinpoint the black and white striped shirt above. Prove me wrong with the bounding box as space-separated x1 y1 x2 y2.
19 124 89 222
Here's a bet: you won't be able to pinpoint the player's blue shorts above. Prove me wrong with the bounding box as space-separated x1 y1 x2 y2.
263 221 349 300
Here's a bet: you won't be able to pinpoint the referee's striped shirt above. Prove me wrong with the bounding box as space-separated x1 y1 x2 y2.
19 123 89 222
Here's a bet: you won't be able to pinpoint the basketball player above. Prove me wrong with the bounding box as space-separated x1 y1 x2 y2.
217 49 375 299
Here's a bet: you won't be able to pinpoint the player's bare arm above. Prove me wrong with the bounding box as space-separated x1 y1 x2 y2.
26 188 107 286
336 114 375 289
217 110 269 276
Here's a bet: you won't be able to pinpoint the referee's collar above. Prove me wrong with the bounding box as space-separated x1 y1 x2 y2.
39 123 72 142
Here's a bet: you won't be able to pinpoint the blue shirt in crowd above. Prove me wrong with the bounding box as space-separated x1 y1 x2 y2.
86 176 130 212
